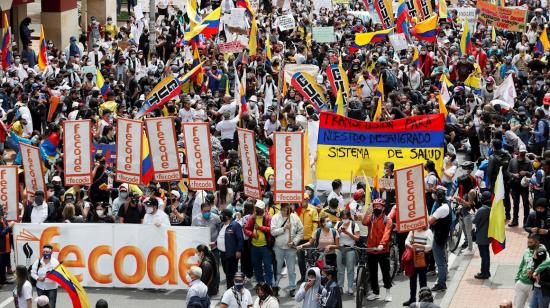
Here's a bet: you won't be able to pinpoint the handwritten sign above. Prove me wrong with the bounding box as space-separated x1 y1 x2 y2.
218 41 245 54
389 33 408 51
312 27 336 43
277 14 296 31
476 0 527 32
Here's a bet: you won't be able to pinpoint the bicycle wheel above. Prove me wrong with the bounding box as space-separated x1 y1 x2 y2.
356 266 369 308
448 218 463 253
389 245 399 280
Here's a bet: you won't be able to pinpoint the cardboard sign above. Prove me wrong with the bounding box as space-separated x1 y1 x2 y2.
144 117 182 182
115 118 143 185
237 128 261 199
453 6 478 32
181 122 215 190
476 0 527 32
313 0 333 12
312 27 336 43
395 164 428 232
0 166 18 221
218 41 245 54
63 120 92 186
227 8 247 28
20 143 45 196
277 14 296 31
273 132 304 203
389 33 408 51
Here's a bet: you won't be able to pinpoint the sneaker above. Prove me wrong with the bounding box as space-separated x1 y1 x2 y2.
403 299 415 306
508 221 519 227
346 287 354 295
288 289 295 298
427 270 437 276
367 292 380 301
461 249 474 256
474 273 490 280
281 267 288 277
431 284 447 292
384 288 392 302
461 241 469 249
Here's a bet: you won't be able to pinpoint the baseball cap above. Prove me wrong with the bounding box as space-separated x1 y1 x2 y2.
519 144 527 152
544 93 550 105
255 200 265 210
170 190 181 199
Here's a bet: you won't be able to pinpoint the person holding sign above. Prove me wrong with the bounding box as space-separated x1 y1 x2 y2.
403 226 433 306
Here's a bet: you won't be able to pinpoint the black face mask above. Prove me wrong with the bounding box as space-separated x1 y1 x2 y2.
536 210 546 220
373 208 383 216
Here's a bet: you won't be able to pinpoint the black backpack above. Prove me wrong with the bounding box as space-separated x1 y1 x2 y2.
28 259 42 286
187 295 210 308
383 68 402 93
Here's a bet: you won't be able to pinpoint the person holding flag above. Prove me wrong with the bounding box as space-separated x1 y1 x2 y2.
30 244 60 308
473 190 494 280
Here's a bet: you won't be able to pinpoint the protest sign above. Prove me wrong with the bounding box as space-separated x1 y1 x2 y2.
138 76 182 117
326 64 350 101
227 8 247 28
453 6 478 32
273 132 304 203
395 164 428 232
476 0 528 32
144 117 182 182
313 0 333 12
181 123 215 190
115 118 143 185
20 143 45 196
218 41 245 54
413 0 433 20
312 27 336 43
291 72 327 111
316 112 445 192
284 64 320 83
389 33 408 51
63 120 92 186
373 0 395 28
0 166 18 221
237 128 261 199
277 14 296 31
14 224 209 288
333 0 349 3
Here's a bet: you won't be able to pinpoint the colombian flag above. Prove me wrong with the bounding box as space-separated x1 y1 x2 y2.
460 19 472 55
38 25 48 71
237 0 255 15
349 28 394 53
412 14 438 43
265 35 272 66
239 70 247 112
536 27 550 53
97 68 109 98
1 13 11 71
141 131 153 185
46 265 90 308
488 167 506 254
396 0 411 41
200 7 221 38
186 0 201 27
373 75 384 121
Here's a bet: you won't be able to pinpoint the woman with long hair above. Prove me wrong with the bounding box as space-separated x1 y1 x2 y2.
13 265 32 308
253 282 279 308
196 244 219 296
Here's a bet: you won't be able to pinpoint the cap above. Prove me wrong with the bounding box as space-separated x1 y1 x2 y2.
255 200 265 210
353 189 365 201
36 295 49 306
119 183 128 191
52 176 62 183
139 94 146 101
481 191 492 204
518 106 527 115
170 190 181 199
217 175 229 185
249 95 258 103
70 36 76 42
144 198 158 207
486 76 495 84
519 144 528 152
372 198 385 205
305 183 316 191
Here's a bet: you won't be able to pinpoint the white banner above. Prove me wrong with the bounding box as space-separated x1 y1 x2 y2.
63 120 92 186
116 118 143 185
20 143 45 196
237 128 261 199
273 132 304 203
144 117 181 182
284 64 320 84
395 164 428 232
14 224 209 289
0 166 18 221
277 14 296 31
389 33 408 51
182 123 215 190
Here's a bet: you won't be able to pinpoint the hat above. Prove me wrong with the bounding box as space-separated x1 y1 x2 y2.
72 101 79 108
486 76 494 84
255 200 265 210
52 176 62 183
170 190 181 199
518 106 527 115
139 94 146 101
217 175 229 185
249 95 258 103
519 144 528 152
372 198 385 205
353 189 365 201
70 36 77 42
544 94 550 105
305 183 316 191
454 86 464 93
119 183 128 191
144 198 158 207
36 295 49 306
481 191 492 204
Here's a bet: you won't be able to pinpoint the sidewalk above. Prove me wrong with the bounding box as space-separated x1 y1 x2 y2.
446 217 527 307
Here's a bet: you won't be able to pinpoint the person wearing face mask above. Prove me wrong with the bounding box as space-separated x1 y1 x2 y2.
86 43 103 68
117 192 146 224
218 209 244 289
90 202 115 223
0 203 14 286
220 272 253 308
525 198 550 250
318 266 342 308
472 191 493 280
295 195 320 283
184 266 210 308
244 201 274 286
295 267 322 308
335 210 360 295
514 234 547 308
111 184 129 217
427 186 452 290
297 216 339 267
31 244 59 308
192 203 222 252
22 191 53 223
142 198 170 227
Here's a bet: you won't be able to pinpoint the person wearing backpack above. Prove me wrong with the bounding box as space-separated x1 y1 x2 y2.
185 266 210 308
362 198 393 302
297 216 340 268
487 139 512 221
531 109 549 155
428 186 452 292
335 210 360 295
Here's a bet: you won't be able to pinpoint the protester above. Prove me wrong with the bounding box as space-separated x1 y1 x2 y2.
403 226 433 306
295 267 322 308
335 210 360 295
319 265 342 308
30 245 59 308
514 234 546 308
185 266 210 308
220 272 253 308
13 265 32 308
473 191 493 280
196 244 219 296
217 209 243 289
244 200 273 286
95 299 108 308
253 283 279 308
428 186 451 292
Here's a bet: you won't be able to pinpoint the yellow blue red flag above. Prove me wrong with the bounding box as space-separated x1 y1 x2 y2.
488 167 506 254
46 264 90 308
38 25 48 71
412 14 438 42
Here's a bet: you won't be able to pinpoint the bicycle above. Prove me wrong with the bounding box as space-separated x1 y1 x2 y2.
303 248 324 269
448 199 464 253
389 230 400 281
354 247 381 308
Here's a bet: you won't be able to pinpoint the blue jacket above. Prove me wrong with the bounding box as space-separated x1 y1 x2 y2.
221 220 243 259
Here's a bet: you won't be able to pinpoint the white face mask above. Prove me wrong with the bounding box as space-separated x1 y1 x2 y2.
342 218 350 224
96 209 104 217
146 207 154 214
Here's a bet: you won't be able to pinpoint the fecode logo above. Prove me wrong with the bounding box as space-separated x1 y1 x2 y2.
244 140 253 184
26 148 38 190
192 126 204 176
274 132 303 203
0 169 8 204
283 136 294 189
73 123 83 172
406 170 416 218
156 121 170 169
124 123 134 171
183 123 214 190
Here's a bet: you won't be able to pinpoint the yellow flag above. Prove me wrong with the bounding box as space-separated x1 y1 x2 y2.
438 93 448 117
439 74 453 87
248 16 258 56
439 0 448 19
336 89 345 116
492 26 496 42
362 170 372 210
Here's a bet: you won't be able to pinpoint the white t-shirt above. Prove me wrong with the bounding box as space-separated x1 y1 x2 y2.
221 288 253 308
13 280 32 308
264 120 280 137
143 210 171 226
217 223 228 252
337 221 360 247
218 102 238 119
432 203 450 220
442 162 457 184
179 108 195 123
31 203 48 223
216 118 240 140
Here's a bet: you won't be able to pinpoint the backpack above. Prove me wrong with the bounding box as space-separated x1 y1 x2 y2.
28 259 42 287
187 295 210 308
383 68 402 93
336 221 356 235
314 228 337 248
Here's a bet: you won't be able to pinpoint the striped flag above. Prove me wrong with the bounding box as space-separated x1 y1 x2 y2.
46 265 90 308
488 167 506 254
141 131 153 185
38 25 48 71
1 13 11 71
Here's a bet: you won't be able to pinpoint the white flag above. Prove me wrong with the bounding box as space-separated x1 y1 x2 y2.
494 74 516 107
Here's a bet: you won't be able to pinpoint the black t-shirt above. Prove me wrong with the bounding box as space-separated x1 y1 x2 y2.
118 204 145 224
528 59 546 73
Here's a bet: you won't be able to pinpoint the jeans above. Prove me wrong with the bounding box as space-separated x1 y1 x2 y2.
432 242 447 287
367 253 392 294
37 288 57 308
251 245 273 286
409 267 427 301
274 246 297 289
336 247 356 290
514 280 533 308
220 253 238 289
530 286 550 308
511 185 530 224
478 244 491 276
480 143 489 159
462 212 473 250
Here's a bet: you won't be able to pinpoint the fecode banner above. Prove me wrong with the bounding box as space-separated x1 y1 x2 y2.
182 123 215 190
144 117 182 182
115 118 143 185
14 224 209 289
291 72 327 112
0 166 18 221
394 164 428 232
63 120 93 186
237 128 261 199
273 132 304 203
316 112 445 192
476 0 527 32
20 143 45 196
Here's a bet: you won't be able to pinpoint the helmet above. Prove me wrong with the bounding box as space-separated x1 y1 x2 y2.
434 185 447 200
460 161 475 169
353 189 365 201
205 192 215 204
372 198 385 205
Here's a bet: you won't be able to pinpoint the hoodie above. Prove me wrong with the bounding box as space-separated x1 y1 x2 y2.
295 267 322 308
516 244 548 284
